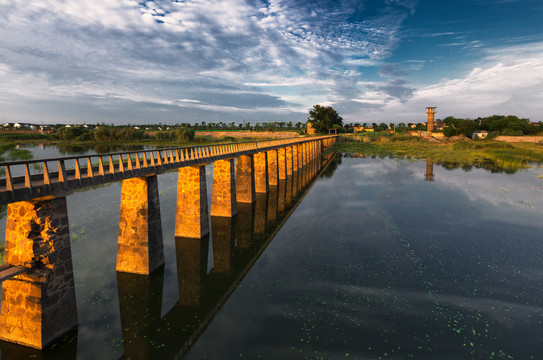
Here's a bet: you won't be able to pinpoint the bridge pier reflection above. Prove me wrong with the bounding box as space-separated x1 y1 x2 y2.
176 236 209 307
236 203 254 249
254 194 268 234
267 185 278 223
210 217 235 273
117 268 164 359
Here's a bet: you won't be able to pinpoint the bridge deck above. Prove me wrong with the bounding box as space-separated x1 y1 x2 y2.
0 136 335 204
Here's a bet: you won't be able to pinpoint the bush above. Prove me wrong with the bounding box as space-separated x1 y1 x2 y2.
176 127 195 142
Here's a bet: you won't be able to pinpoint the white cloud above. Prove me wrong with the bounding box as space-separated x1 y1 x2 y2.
0 0 415 123
357 42 543 123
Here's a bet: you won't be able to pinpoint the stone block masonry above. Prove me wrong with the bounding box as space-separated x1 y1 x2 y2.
267 149 279 186
235 155 256 203
0 197 77 349
175 166 209 238
286 146 293 176
210 159 237 217
117 175 164 275
254 151 269 194
277 148 287 180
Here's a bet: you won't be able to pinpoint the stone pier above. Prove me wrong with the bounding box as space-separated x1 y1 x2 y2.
117 175 164 275
286 146 293 176
254 152 269 194
210 159 237 217
235 155 255 203
292 145 299 172
267 150 279 186
301 143 307 166
0 197 78 349
277 148 287 180
175 166 209 238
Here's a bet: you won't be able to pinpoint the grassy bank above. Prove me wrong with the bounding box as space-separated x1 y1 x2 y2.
332 134 543 172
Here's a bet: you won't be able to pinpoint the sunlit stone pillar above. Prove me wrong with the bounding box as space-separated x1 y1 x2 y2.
0 197 77 349
254 151 269 194
301 143 308 166
235 154 255 203
210 159 237 217
277 148 287 180
175 165 209 238
292 145 299 172
298 143 304 167
266 149 279 186
117 175 164 275
286 146 293 176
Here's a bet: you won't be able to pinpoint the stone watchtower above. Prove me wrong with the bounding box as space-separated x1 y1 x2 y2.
426 107 437 131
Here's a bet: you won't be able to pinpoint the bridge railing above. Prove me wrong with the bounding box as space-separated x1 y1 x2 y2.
0 135 336 204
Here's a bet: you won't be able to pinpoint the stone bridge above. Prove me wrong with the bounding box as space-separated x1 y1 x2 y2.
0 135 337 349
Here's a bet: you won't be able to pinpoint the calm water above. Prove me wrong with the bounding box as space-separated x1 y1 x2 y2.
1 148 543 359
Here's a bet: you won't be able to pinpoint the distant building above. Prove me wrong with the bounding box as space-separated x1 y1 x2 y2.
353 126 367 133
471 130 488 139
435 120 445 130
306 122 317 135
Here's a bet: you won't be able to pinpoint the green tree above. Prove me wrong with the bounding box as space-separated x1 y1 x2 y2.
176 127 195 142
307 105 343 134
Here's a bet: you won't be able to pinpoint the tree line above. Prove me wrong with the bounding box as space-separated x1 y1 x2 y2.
56 126 196 142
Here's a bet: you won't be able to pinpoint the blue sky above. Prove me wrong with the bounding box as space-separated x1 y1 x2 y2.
0 0 542 125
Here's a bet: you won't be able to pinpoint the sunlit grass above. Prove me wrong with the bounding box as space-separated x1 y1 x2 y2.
334 135 543 172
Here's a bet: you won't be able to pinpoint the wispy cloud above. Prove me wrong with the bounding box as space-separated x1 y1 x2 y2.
0 0 415 123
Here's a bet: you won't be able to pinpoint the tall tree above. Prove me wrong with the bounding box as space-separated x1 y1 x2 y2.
307 105 343 133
